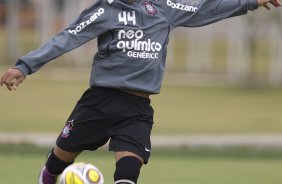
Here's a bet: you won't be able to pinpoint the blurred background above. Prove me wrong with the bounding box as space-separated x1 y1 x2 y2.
1 0 282 183
1 0 282 85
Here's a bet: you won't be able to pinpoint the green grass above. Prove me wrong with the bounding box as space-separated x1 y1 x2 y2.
153 85 282 134
142 157 282 184
1 70 282 134
1 144 282 184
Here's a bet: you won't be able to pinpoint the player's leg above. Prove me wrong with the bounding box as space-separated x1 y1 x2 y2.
38 145 80 184
108 90 154 184
39 88 111 184
114 151 144 184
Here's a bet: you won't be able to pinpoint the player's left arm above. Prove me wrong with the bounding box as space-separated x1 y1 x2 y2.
163 0 281 27
258 0 281 9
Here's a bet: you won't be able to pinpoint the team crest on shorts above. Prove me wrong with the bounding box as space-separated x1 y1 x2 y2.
142 1 157 16
62 120 74 138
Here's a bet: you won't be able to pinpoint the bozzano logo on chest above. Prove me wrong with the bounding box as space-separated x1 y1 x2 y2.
167 0 198 12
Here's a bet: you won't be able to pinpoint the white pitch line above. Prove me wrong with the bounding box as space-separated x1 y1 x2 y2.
1 133 282 148
151 135 282 148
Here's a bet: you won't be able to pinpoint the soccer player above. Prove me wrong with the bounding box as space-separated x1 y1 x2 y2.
1 0 280 183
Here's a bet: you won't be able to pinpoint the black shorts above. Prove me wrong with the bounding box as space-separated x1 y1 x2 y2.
56 87 154 163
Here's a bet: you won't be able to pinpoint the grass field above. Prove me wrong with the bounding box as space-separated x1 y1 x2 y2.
0 69 282 134
1 67 282 183
1 144 282 184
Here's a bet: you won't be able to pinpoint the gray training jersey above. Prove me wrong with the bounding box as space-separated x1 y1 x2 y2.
16 0 258 94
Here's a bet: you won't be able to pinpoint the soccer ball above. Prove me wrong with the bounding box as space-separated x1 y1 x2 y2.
59 162 104 184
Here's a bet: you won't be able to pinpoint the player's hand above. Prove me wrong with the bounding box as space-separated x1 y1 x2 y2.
258 0 281 10
0 68 25 91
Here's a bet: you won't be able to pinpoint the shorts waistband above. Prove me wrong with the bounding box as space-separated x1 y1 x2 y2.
119 89 150 99
90 87 151 103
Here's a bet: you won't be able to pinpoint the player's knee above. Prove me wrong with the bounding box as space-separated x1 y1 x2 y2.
53 145 80 163
114 156 143 184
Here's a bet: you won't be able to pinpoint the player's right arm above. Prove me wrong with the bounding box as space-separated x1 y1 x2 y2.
0 68 25 91
1 0 112 91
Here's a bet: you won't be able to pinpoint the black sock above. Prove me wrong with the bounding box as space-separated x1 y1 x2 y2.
114 156 143 184
45 150 73 175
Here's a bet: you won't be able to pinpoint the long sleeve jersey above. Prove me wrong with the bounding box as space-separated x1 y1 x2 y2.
15 0 258 94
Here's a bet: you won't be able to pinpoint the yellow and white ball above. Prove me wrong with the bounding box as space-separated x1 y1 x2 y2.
59 162 104 184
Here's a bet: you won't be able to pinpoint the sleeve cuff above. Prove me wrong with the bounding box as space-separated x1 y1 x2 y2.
14 63 30 76
248 0 259 10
